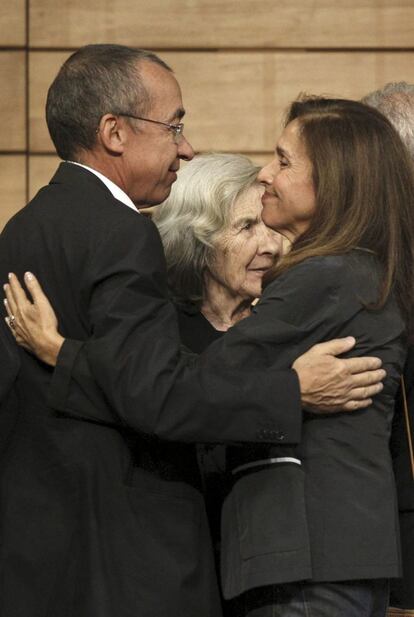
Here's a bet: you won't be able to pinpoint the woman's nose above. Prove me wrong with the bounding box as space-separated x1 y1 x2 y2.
257 161 275 186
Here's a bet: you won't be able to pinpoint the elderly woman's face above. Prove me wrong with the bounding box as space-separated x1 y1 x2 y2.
258 119 316 241
207 184 282 300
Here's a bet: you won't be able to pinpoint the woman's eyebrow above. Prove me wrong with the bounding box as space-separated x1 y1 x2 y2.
276 145 290 158
233 215 258 227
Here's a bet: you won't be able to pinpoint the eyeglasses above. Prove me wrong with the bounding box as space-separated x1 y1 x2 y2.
118 113 184 143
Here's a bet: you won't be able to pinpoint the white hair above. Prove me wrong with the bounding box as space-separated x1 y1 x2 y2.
152 153 259 304
362 82 414 158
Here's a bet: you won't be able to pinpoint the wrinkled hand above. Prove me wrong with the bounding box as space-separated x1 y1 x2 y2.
293 337 385 413
3 272 64 366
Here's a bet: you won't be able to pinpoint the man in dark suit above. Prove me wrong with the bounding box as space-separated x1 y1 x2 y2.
363 81 414 616
0 322 19 403
0 324 20 457
0 45 385 617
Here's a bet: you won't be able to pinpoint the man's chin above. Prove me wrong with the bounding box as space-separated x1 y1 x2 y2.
157 183 175 205
137 185 173 209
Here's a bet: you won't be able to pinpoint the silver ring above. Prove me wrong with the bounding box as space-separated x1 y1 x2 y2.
8 315 16 329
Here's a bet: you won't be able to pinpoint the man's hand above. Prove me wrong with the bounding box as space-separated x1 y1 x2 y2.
3 272 64 366
292 337 385 413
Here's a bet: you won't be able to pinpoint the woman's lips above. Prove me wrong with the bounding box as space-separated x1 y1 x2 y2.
248 265 273 276
261 191 277 204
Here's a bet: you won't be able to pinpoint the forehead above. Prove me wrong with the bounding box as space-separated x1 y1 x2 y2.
278 119 308 158
139 60 183 115
229 184 263 222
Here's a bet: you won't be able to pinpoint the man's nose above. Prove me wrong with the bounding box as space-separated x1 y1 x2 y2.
178 135 195 161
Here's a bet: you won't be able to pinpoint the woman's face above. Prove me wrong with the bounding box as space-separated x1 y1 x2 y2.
207 184 282 300
258 119 316 241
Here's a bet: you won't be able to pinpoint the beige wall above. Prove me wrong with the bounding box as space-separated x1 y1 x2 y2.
1 0 414 229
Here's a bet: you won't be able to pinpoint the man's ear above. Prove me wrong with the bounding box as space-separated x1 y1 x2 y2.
96 114 128 155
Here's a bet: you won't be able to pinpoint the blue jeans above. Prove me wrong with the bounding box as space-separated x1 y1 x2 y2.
225 579 390 617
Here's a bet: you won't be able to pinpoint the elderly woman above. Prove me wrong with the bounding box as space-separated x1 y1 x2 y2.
5 97 414 617
152 153 281 345
153 153 281 573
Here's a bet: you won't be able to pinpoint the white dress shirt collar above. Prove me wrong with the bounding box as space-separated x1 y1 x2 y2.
67 161 139 213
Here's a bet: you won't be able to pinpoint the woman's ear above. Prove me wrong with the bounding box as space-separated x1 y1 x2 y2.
96 114 127 155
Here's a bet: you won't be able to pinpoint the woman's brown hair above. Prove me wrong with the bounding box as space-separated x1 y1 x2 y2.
266 96 414 334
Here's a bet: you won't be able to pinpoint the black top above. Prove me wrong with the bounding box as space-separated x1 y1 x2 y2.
174 301 223 353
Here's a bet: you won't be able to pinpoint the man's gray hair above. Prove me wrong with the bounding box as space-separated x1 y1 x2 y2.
153 153 259 305
362 82 414 158
46 44 171 161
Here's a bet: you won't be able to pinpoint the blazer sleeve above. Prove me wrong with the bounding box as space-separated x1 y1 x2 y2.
206 256 345 371
48 215 304 444
211 252 405 388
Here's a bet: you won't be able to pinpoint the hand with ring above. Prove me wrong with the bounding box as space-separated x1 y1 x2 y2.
3 272 64 365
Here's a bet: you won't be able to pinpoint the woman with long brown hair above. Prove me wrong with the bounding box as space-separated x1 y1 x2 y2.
219 97 414 617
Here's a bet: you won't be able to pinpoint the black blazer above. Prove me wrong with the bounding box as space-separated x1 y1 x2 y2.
0 324 20 403
215 252 405 598
172 267 406 601
0 163 302 617
0 325 20 464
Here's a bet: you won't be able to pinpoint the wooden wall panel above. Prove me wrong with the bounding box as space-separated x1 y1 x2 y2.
0 0 25 46
29 52 69 152
0 52 26 151
247 153 274 167
3 2 414 233
172 51 414 152
29 155 60 199
29 0 414 49
29 50 414 154
0 156 26 231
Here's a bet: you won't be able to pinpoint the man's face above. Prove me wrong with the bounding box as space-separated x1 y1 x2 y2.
121 61 194 207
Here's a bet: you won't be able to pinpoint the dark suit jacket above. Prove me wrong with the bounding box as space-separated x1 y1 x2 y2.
0 163 301 617
0 324 20 403
0 323 20 465
214 252 405 598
